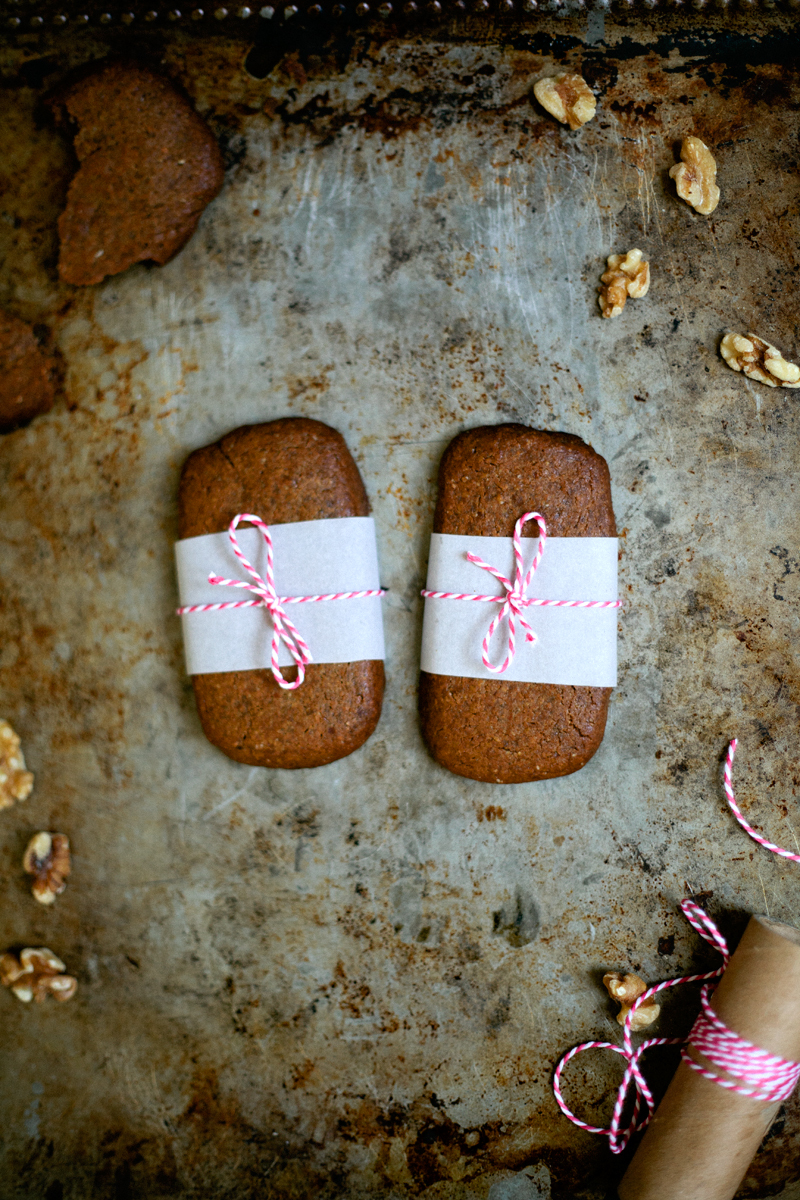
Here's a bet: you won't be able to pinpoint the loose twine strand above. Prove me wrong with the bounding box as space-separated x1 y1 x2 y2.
553 741 800 1154
177 513 385 691
421 511 621 675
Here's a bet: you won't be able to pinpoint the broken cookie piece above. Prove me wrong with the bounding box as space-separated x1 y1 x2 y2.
669 136 720 216
598 249 650 319
0 720 34 810
53 61 225 287
533 73 596 131
0 312 57 433
0 947 77 1003
720 333 800 389
23 833 71 905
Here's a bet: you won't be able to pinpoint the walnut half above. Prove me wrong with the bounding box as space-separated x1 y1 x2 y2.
0 947 77 1003
669 136 720 216
0 719 34 810
533 73 596 131
720 333 800 389
23 832 71 905
598 249 650 319
603 971 660 1031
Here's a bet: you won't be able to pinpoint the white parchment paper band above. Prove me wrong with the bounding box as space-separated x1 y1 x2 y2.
420 534 618 686
176 517 385 675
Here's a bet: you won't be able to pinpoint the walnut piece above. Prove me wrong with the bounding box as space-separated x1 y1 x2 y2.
23 832 71 905
669 136 720 216
603 971 660 1031
0 719 34 810
533 73 596 131
0 947 77 1003
720 333 800 389
598 249 650 319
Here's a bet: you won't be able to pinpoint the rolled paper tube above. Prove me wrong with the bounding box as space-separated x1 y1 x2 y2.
618 914 800 1200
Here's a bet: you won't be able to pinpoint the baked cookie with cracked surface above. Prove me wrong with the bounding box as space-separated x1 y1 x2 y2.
0 312 57 433
419 423 616 784
178 418 385 769
53 61 224 287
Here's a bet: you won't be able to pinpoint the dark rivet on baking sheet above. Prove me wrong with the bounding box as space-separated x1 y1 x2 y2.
283 3 298 13
214 5 228 14
74 11 89 19
169 7 182 14
30 13 44 23
99 9 112 18
522 0 537 9
473 0 488 9
355 1 369 11
428 0 441 10
378 1 392 11
53 13 68 22
191 6 204 15
238 4 252 13
7 15 20 26
306 3 322 12
259 4 274 13
144 8 158 16
332 3 345 13
121 10 135 20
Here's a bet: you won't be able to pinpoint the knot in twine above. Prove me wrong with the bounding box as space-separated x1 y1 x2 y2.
421 511 622 675
177 513 385 692
554 740 800 1154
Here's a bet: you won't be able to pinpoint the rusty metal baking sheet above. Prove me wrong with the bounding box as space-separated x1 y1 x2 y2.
2 14 800 1197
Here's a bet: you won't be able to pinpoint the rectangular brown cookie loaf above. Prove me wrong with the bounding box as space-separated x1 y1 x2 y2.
418 423 616 784
178 418 384 768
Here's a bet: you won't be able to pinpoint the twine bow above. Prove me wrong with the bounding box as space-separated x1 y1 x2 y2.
177 512 385 691
421 510 621 675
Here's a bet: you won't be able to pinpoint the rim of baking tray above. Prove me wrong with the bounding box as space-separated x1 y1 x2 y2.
1 0 797 36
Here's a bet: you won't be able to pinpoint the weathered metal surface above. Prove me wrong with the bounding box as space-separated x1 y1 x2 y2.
1 16 800 1198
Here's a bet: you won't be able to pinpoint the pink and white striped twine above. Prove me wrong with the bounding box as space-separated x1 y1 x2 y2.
554 740 800 1153
177 512 385 691
421 511 622 674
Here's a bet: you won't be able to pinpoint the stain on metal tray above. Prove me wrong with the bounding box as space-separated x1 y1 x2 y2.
1 12 800 1197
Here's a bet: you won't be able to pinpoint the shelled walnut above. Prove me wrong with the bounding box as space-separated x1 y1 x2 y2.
603 971 660 1030
0 947 77 1003
720 333 800 389
598 250 650 319
0 719 34 810
669 136 720 216
533 73 596 130
23 833 71 905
